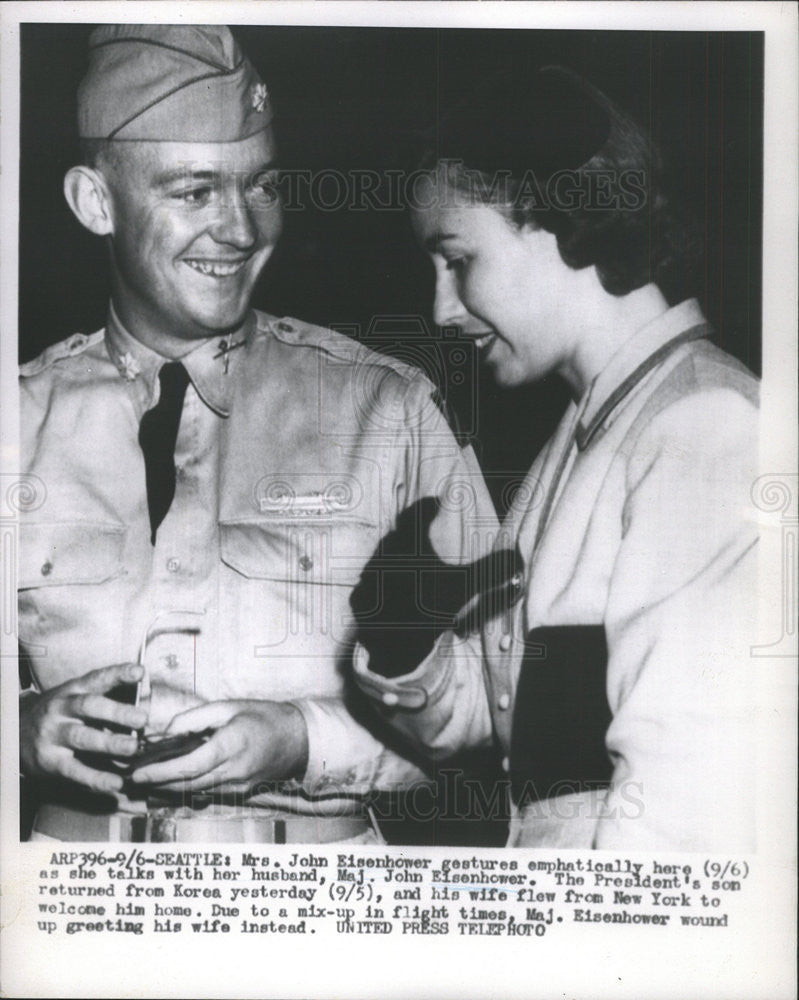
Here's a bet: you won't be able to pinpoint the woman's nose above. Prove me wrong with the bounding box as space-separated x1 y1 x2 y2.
432 270 468 328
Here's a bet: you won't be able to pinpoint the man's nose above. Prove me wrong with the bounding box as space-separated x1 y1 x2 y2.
432 270 468 328
210 190 258 249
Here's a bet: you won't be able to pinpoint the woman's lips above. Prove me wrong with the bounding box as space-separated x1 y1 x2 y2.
466 331 498 355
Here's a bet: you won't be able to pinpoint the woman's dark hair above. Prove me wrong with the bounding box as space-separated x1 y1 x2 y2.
417 66 700 303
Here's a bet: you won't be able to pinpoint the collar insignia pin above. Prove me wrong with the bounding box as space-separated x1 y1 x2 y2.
213 337 246 374
118 352 141 381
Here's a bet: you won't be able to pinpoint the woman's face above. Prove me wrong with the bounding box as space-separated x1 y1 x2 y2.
410 171 581 389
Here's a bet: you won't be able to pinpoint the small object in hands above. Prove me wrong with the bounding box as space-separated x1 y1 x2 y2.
116 728 215 776
78 610 210 775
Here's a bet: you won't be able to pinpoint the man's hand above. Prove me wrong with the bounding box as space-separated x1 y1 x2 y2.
128 700 309 795
19 663 147 794
141 680 205 735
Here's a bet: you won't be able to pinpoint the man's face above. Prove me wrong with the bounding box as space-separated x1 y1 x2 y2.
102 128 281 351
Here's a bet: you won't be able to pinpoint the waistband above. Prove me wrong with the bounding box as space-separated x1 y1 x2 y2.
33 803 372 844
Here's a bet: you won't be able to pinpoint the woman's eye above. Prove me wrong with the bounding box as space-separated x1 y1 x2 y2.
446 257 468 272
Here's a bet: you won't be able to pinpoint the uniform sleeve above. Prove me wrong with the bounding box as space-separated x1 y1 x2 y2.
353 628 493 761
291 695 430 792
595 387 759 851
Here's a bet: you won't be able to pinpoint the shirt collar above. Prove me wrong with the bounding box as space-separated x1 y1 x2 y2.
104 303 255 418
576 298 708 450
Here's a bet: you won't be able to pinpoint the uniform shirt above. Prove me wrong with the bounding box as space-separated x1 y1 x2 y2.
19 306 498 816
356 300 760 850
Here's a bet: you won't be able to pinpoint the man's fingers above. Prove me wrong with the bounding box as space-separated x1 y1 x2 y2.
66 723 139 758
164 701 235 735
68 693 147 732
69 662 144 694
60 755 124 795
22 665 146 789
129 734 224 785
143 682 206 734
153 765 243 794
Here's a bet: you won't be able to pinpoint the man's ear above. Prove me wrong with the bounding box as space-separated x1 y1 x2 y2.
63 166 114 236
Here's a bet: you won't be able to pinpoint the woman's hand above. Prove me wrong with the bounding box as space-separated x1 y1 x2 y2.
128 699 309 795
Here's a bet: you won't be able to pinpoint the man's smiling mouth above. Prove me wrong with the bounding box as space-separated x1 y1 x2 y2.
184 259 248 277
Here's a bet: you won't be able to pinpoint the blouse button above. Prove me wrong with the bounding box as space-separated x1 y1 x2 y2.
382 691 399 707
497 693 511 711
498 633 512 652
41 561 53 576
299 555 313 572
166 557 180 573
501 756 510 773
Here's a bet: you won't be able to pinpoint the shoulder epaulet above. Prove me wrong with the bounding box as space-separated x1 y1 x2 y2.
259 313 428 384
19 329 104 378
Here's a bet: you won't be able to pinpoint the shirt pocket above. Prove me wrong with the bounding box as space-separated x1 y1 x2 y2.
17 521 128 686
219 516 378 588
18 520 127 590
217 517 380 675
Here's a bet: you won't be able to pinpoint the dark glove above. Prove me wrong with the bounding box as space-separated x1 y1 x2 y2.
350 495 521 678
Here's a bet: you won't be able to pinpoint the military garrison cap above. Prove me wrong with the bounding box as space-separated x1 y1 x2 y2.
78 24 272 142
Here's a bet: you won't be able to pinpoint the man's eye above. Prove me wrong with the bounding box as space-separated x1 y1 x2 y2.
174 187 213 205
247 175 280 207
446 257 468 272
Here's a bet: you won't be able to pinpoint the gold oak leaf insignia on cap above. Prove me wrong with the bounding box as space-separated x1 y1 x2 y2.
251 82 269 112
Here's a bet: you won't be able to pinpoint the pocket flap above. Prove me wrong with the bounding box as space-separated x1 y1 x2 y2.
220 518 376 586
18 521 126 589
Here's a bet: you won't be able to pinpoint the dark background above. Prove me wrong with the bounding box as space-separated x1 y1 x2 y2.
20 25 763 515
